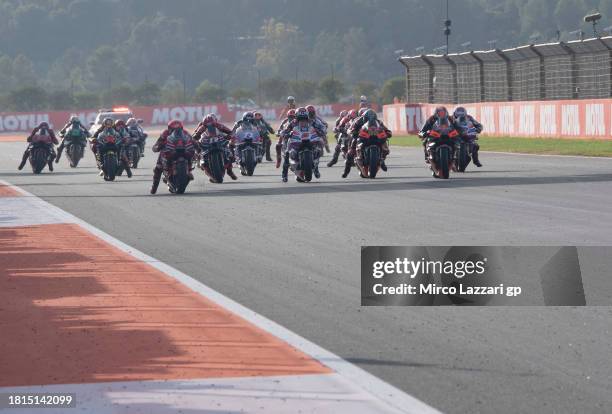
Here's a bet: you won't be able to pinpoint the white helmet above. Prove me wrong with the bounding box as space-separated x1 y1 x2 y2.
287 96 295 103
126 118 137 127
360 95 368 102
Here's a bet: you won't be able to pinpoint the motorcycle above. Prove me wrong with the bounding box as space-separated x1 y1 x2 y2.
426 126 459 179
62 127 87 168
234 125 261 176
456 126 479 173
162 130 195 194
287 124 323 182
97 131 120 181
124 134 142 169
355 124 389 179
199 129 230 184
29 134 54 174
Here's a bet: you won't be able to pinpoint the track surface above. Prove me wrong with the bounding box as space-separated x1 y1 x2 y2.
1 142 612 414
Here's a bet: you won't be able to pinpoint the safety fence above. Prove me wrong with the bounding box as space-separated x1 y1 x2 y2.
383 99 612 139
0 103 358 133
399 36 612 104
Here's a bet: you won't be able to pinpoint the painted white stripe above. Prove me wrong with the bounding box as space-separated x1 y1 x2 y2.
0 180 441 414
0 374 406 414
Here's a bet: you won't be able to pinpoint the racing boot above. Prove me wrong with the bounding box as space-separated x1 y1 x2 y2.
473 146 482 167
150 170 162 194
55 142 64 163
17 150 29 170
281 161 289 183
227 165 238 180
342 160 352 179
265 138 273 161
48 159 54 172
380 159 388 172
327 145 341 167
314 164 321 179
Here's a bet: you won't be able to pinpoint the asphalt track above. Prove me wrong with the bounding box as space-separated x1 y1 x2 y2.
1 140 612 414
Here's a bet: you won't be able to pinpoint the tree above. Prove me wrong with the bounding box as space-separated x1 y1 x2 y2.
255 19 304 78
48 90 75 110
317 77 345 102
161 76 185 105
73 92 99 110
288 80 317 102
193 80 226 103
353 81 379 103
12 55 37 87
260 77 288 103
6 86 48 111
86 45 127 90
380 77 405 104
229 88 255 102
133 81 161 105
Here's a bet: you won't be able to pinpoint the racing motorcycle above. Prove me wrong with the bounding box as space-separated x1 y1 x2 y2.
234 125 261 176
456 124 479 173
355 123 389 179
97 130 120 181
426 124 459 179
199 125 230 184
162 129 195 194
61 126 88 168
287 124 323 183
124 133 142 169
29 134 54 174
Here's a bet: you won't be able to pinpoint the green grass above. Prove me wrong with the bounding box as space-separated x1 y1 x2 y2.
391 135 612 157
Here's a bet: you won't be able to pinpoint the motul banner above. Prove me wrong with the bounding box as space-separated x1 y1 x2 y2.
0 103 359 133
383 99 612 139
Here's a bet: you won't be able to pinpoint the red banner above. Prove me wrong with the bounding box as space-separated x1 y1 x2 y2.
0 103 360 134
383 99 612 139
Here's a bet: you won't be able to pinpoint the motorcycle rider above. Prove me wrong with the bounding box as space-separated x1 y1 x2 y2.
328 109 356 167
18 122 58 171
279 95 297 120
56 116 90 162
150 120 193 194
126 118 147 157
280 107 325 182
276 108 296 168
348 109 392 172
231 111 256 132
91 118 132 178
197 120 238 181
193 113 232 140
306 105 330 153
418 106 462 164
254 111 275 161
453 106 483 167
359 95 371 110
343 110 392 178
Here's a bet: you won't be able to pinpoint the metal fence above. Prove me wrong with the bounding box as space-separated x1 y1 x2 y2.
399 36 612 104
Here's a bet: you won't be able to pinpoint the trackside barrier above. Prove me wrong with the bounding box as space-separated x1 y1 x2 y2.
383 99 612 139
0 103 363 133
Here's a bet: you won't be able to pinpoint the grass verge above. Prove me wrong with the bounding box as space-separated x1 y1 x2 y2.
391 135 612 157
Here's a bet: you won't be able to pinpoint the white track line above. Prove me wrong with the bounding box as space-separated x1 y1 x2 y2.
0 179 441 414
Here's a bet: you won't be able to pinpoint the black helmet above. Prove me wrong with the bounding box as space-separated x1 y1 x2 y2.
296 107 308 121
242 112 254 123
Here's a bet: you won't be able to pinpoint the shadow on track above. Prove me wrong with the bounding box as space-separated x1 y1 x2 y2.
31 172 612 198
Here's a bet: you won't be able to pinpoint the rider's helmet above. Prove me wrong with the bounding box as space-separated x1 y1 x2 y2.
168 119 183 131
103 118 114 128
287 109 297 119
126 118 137 127
202 114 217 126
364 109 377 122
242 112 254 124
287 96 296 105
435 106 449 120
339 110 348 119
296 107 309 121
360 95 368 103
70 116 79 124
349 109 358 119
38 122 49 134
453 107 467 123
115 119 126 129
253 111 263 121
306 105 316 119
